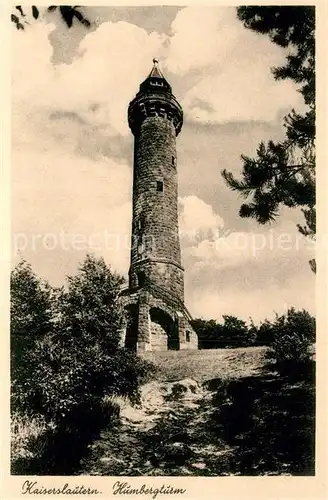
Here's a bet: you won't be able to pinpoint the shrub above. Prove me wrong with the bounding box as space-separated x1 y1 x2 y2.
11 413 55 460
256 319 274 346
267 308 315 375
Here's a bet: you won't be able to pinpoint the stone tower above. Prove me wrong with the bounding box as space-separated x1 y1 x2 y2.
120 59 198 352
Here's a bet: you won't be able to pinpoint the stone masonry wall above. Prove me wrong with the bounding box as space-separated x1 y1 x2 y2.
129 115 184 301
119 290 198 351
150 321 169 350
130 260 184 305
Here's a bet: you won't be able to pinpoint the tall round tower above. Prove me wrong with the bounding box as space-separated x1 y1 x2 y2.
121 59 198 352
128 59 184 301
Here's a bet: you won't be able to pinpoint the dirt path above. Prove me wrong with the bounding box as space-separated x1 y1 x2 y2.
80 379 232 476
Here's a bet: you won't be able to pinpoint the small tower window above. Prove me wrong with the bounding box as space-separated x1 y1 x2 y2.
172 156 175 166
137 271 146 287
186 331 191 343
156 180 164 192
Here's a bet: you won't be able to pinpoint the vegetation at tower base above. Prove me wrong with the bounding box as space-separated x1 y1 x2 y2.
79 335 314 476
12 5 90 30
222 6 315 272
10 255 156 474
10 258 315 475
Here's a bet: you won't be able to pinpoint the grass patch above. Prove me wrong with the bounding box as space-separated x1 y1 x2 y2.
11 413 56 461
140 346 268 382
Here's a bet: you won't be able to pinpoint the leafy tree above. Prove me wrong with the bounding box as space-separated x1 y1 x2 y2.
10 260 59 386
191 318 222 349
58 254 124 347
11 255 154 423
222 7 315 270
255 319 274 346
222 315 250 347
191 315 256 349
247 317 260 345
12 5 90 30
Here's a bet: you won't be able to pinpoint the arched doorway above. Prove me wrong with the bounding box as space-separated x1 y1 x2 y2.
149 307 179 350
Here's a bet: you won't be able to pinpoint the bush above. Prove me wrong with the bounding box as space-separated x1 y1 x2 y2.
12 336 155 424
11 413 55 461
267 308 315 375
192 308 315 356
10 260 58 388
209 373 315 475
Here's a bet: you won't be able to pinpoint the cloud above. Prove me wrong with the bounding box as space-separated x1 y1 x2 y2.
178 199 315 322
165 6 303 124
183 225 315 323
12 20 166 139
11 19 166 278
11 10 314 320
12 7 305 146
178 195 224 245
183 71 301 124
12 144 132 277
183 208 315 283
185 224 314 270
166 7 245 74
12 22 137 278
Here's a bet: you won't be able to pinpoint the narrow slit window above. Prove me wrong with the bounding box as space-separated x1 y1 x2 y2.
172 156 175 166
156 181 164 192
137 271 146 287
186 331 191 343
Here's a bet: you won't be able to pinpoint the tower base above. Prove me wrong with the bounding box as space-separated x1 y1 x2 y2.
118 287 198 352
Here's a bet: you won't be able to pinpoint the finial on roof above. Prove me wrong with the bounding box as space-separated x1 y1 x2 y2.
137 57 172 95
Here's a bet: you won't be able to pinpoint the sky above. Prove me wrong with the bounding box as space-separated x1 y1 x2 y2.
11 6 316 323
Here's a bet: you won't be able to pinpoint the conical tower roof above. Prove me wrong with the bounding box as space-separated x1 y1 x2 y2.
148 58 165 79
138 58 172 94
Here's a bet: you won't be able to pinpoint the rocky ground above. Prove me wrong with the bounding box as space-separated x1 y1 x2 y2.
80 378 232 476
80 348 268 476
79 347 314 476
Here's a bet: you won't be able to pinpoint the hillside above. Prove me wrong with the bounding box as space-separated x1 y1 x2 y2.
79 345 314 476
15 345 312 476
